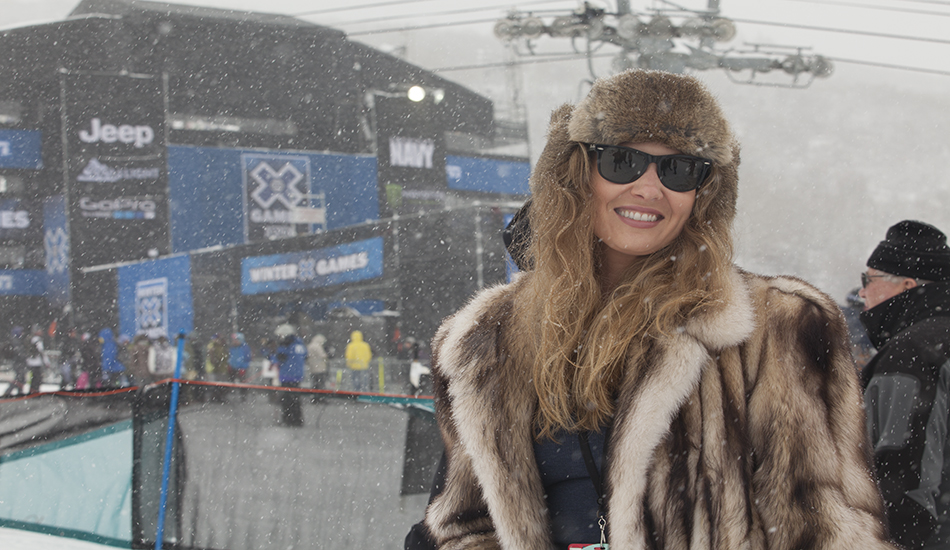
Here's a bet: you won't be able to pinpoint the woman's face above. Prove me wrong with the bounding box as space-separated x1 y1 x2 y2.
590 141 697 276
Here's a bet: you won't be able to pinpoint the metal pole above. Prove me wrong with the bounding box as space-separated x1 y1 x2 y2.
154 332 186 550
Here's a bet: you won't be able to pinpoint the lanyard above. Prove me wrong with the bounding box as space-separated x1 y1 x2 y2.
578 431 608 547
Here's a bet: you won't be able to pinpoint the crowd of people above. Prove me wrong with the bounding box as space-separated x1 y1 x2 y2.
0 324 407 401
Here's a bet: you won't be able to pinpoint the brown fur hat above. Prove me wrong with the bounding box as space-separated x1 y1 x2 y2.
530 69 740 228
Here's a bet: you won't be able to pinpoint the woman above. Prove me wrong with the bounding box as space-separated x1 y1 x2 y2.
415 70 894 550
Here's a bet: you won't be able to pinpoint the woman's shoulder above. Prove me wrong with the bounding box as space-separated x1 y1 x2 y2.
740 270 842 318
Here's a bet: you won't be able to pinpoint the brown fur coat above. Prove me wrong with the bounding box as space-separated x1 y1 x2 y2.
424 267 896 550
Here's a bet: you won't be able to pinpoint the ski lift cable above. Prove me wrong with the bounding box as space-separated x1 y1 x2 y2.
890 0 950 6
426 48 950 78
293 0 573 18
340 6 950 50
330 1 580 27
346 17 501 36
729 17 950 46
781 0 950 18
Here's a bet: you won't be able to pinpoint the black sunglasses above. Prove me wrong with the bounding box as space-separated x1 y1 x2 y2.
588 143 712 192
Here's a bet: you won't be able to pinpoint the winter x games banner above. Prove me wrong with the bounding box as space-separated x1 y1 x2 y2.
62 73 169 269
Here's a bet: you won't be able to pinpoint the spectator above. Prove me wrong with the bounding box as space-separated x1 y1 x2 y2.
275 329 306 427
306 333 328 399
25 326 50 394
860 220 950 549
125 334 152 386
0 327 26 396
98 328 126 387
78 332 100 389
345 330 372 393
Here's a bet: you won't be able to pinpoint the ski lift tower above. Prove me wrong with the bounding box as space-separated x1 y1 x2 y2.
494 0 834 88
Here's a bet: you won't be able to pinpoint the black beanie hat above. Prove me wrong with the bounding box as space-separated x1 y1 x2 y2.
867 220 950 281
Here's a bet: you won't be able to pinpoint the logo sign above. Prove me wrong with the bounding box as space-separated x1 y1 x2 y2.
388 136 435 169
63 73 169 268
78 196 157 219
76 158 161 184
136 278 168 339
373 95 446 215
243 154 312 242
0 129 42 169
241 237 384 295
78 118 155 149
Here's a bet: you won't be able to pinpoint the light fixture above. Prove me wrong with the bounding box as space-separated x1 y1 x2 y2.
407 85 426 102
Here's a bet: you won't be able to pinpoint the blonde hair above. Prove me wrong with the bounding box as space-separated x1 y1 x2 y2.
515 143 735 439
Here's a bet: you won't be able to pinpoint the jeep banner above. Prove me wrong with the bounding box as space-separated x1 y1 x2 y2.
62 73 169 268
373 95 446 216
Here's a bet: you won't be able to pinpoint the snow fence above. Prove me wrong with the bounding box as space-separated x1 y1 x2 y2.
0 383 441 549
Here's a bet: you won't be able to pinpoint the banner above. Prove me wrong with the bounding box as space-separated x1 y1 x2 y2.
374 95 446 215
43 195 70 309
241 237 384 295
0 129 42 170
167 145 379 252
117 255 194 339
62 73 169 268
242 153 313 242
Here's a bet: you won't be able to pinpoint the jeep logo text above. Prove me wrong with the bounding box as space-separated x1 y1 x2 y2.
79 118 155 149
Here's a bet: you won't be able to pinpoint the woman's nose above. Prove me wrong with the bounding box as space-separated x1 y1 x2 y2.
628 163 664 200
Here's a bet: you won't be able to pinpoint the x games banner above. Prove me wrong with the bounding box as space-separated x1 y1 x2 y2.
62 73 169 268
242 153 314 242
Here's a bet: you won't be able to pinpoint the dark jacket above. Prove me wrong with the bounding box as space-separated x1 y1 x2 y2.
862 282 950 549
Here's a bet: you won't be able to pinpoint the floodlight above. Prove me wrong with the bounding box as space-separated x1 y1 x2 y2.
407 86 426 102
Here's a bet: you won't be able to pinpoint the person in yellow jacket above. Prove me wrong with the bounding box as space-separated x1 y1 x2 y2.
344 330 372 393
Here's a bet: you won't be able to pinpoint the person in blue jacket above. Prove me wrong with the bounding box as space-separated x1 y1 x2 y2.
99 328 127 387
275 329 307 427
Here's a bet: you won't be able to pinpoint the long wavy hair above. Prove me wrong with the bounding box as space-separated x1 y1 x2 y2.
514 142 736 439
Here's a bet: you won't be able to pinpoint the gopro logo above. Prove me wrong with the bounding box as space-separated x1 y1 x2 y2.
79 118 155 148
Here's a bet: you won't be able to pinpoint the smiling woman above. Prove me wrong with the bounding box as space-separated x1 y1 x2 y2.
407 69 898 550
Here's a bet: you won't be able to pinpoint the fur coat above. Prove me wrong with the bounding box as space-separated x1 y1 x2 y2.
423 267 896 550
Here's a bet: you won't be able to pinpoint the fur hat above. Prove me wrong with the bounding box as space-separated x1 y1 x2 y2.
530 69 740 227
867 220 950 281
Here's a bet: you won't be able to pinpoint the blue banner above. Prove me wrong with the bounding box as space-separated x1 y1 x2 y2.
168 145 379 252
0 269 46 296
43 196 70 308
117 255 194 340
445 155 530 195
241 237 384 295
0 129 42 169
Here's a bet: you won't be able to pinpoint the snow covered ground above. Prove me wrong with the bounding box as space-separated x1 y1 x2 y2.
0 527 113 550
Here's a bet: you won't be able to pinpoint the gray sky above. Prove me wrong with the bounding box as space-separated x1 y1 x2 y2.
4 0 950 300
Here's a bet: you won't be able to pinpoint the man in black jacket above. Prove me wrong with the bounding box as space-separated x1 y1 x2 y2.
861 220 950 549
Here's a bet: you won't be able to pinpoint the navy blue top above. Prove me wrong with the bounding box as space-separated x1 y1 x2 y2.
533 429 608 549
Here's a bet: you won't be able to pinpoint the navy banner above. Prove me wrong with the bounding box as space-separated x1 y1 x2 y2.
241 237 384 295
373 95 446 215
62 73 169 268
